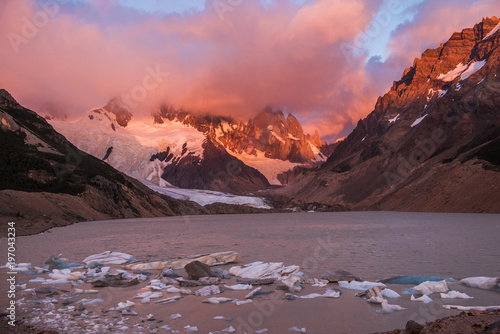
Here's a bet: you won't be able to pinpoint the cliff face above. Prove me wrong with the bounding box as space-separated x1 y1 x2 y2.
282 17 500 213
154 107 330 163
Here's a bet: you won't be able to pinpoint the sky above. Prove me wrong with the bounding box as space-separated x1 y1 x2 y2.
0 0 498 142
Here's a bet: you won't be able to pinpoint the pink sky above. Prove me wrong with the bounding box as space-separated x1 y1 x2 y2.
0 0 498 142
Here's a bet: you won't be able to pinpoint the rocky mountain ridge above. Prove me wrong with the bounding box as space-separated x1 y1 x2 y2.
0 89 274 235
280 17 500 213
154 106 332 163
48 101 333 193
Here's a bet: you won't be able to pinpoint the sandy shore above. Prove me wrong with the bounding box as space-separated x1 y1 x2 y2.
1 212 499 333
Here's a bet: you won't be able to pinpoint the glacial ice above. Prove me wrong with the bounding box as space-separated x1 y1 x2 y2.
83 251 133 265
229 261 300 279
224 284 253 291
338 280 386 290
124 251 240 270
459 277 500 290
377 300 406 314
443 305 500 311
411 295 433 304
413 280 448 295
440 291 473 299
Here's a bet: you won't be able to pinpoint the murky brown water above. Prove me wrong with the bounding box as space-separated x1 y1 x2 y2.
1 212 499 333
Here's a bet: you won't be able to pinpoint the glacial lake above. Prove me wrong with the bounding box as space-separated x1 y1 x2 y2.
2 211 499 333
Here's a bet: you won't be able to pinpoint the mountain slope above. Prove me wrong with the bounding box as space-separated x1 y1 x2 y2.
281 17 500 213
0 89 209 235
49 103 332 192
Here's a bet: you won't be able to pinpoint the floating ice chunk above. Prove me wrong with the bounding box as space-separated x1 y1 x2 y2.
50 271 82 281
459 277 500 290
42 278 70 284
414 280 448 295
222 326 236 333
411 115 427 127
282 274 303 292
255 330 269 333
381 289 400 299
202 297 234 304
171 313 182 320
229 261 300 279
232 299 253 306
80 298 104 305
74 289 99 294
294 288 341 299
213 316 225 320
289 326 307 333
117 300 135 310
155 295 181 304
324 288 341 298
161 325 172 331
183 325 198 332
377 300 406 314
224 284 253 291
338 281 386 290
134 291 163 302
195 285 222 297
83 251 133 265
443 305 500 311
124 251 240 270
411 295 433 304
440 291 473 299
166 286 181 293
245 287 262 299
134 291 153 299
122 309 138 316
296 293 323 299
367 296 385 304
29 277 46 283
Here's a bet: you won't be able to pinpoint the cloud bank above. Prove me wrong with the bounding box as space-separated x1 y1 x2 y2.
0 0 498 142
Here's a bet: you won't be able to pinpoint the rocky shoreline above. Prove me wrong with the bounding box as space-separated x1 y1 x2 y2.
3 310 500 334
2 250 499 334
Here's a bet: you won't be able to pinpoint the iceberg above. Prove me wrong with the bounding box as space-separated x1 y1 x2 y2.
83 251 133 265
440 291 473 299
443 305 500 311
413 280 448 295
123 251 239 270
338 281 386 290
229 261 300 279
411 295 433 304
377 300 406 314
459 277 500 290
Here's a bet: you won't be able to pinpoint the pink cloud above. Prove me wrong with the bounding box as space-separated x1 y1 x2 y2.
0 0 498 141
